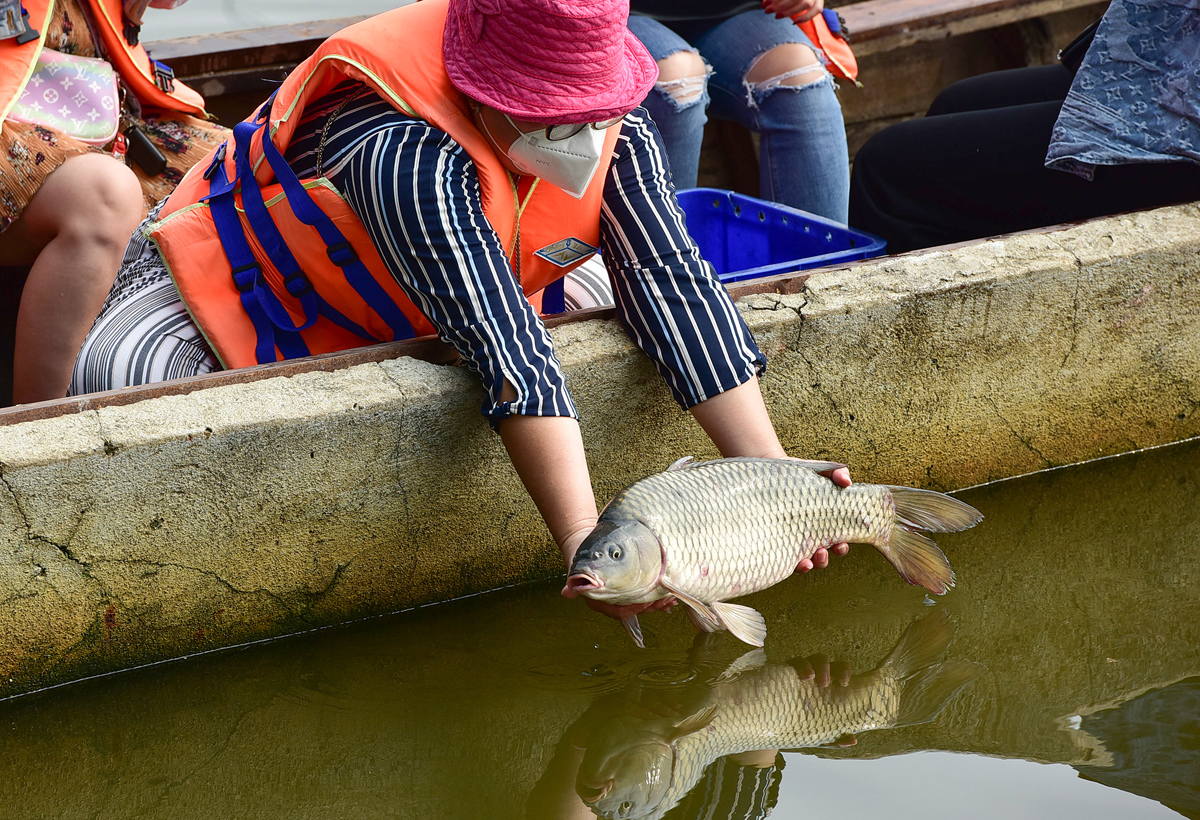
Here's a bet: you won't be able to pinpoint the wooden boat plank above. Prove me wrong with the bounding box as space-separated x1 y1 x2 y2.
144 0 1101 74
840 0 1102 54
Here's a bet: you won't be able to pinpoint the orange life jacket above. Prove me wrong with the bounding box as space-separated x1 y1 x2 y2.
0 0 55 122
795 10 861 88
84 0 206 116
0 0 205 121
148 0 620 370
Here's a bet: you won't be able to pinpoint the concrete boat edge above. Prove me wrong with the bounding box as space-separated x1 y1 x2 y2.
0 202 1197 697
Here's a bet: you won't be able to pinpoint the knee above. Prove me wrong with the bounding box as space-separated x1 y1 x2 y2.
48 154 144 248
653 50 709 109
745 43 826 89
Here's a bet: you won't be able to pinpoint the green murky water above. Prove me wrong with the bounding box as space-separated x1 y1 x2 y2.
2 439 1199 819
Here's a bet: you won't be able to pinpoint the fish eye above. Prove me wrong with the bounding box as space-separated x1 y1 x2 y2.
611 547 622 560
620 802 632 815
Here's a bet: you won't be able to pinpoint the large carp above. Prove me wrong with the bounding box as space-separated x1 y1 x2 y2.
574 612 982 820
566 457 983 647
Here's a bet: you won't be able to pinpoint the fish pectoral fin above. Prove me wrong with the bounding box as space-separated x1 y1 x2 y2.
660 579 722 633
622 615 646 648
669 703 719 741
684 604 722 633
710 602 768 647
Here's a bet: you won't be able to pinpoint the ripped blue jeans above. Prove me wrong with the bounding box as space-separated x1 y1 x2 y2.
628 11 850 223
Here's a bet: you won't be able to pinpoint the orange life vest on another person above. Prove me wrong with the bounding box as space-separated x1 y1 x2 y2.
0 0 205 121
148 0 620 370
0 0 54 122
84 0 206 116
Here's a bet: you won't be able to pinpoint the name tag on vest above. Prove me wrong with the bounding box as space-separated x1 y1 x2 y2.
535 237 598 267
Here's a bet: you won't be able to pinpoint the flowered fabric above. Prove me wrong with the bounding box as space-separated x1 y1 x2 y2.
0 121 92 232
0 0 229 233
1046 0 1200 178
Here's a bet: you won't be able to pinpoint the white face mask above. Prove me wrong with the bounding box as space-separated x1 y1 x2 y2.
481 114 605 199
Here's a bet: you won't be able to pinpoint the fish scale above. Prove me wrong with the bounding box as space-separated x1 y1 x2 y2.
580 614 982 820
627 460 895 603
654 664 901 817
569 457 982 647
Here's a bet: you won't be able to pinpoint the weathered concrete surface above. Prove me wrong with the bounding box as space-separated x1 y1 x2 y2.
1 203 1198 697
2 437 1198 819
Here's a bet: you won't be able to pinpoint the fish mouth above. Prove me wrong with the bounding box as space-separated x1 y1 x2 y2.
563 572 603 596
577 778 613 803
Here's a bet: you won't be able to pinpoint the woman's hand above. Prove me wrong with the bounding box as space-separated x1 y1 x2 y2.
793 460 851 571
763 0 825 22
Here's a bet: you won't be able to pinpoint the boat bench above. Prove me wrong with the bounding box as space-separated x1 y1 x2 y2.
146 0 1108 155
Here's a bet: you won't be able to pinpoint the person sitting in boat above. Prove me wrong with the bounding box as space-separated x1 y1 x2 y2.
66 0 851 625
625 0 852 224
0 0 222 404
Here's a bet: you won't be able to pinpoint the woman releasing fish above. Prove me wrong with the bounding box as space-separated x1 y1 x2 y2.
564 457 983 647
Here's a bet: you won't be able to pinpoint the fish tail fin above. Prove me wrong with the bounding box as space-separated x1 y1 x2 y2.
710 601 767 647
883 611 983 727
882 610 956 679
895 660 984 727
886 486 983 533
880 526 955 595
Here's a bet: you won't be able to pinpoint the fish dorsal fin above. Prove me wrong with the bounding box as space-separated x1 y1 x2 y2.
623 615 645 648
710 602 768 647
667 456 697 471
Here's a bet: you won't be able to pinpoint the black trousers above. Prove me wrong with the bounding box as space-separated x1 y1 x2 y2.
848 64 1200 253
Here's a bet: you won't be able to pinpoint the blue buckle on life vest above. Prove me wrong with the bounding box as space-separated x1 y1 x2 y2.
152 60 175 93
283 271 314 298
232 263 260 293
326 241 358 267
202 143 227 181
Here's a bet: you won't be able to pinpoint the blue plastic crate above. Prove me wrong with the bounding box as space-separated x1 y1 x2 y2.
677 188 886 284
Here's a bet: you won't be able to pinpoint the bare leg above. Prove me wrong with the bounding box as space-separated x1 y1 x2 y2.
0 154 143 403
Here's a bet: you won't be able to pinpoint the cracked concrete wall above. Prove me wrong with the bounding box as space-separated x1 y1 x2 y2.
0 204 1197 698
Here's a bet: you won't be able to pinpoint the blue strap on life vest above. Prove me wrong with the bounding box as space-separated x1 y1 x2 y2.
229 120 322 337
256 119 416 341
207 157 310 362
203 137 383 349
541 279 566 314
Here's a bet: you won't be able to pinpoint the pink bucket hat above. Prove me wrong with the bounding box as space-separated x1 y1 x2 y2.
443 0 658 125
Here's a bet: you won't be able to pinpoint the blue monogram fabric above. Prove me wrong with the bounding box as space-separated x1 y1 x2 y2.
1046 0 1200 179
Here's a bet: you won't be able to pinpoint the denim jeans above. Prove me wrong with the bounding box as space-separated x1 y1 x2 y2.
628 11 850 223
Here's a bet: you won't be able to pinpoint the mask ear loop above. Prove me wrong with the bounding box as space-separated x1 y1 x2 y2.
471 101 519 161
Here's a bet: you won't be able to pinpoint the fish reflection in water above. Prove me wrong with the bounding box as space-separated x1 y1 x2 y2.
528 611 981 820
